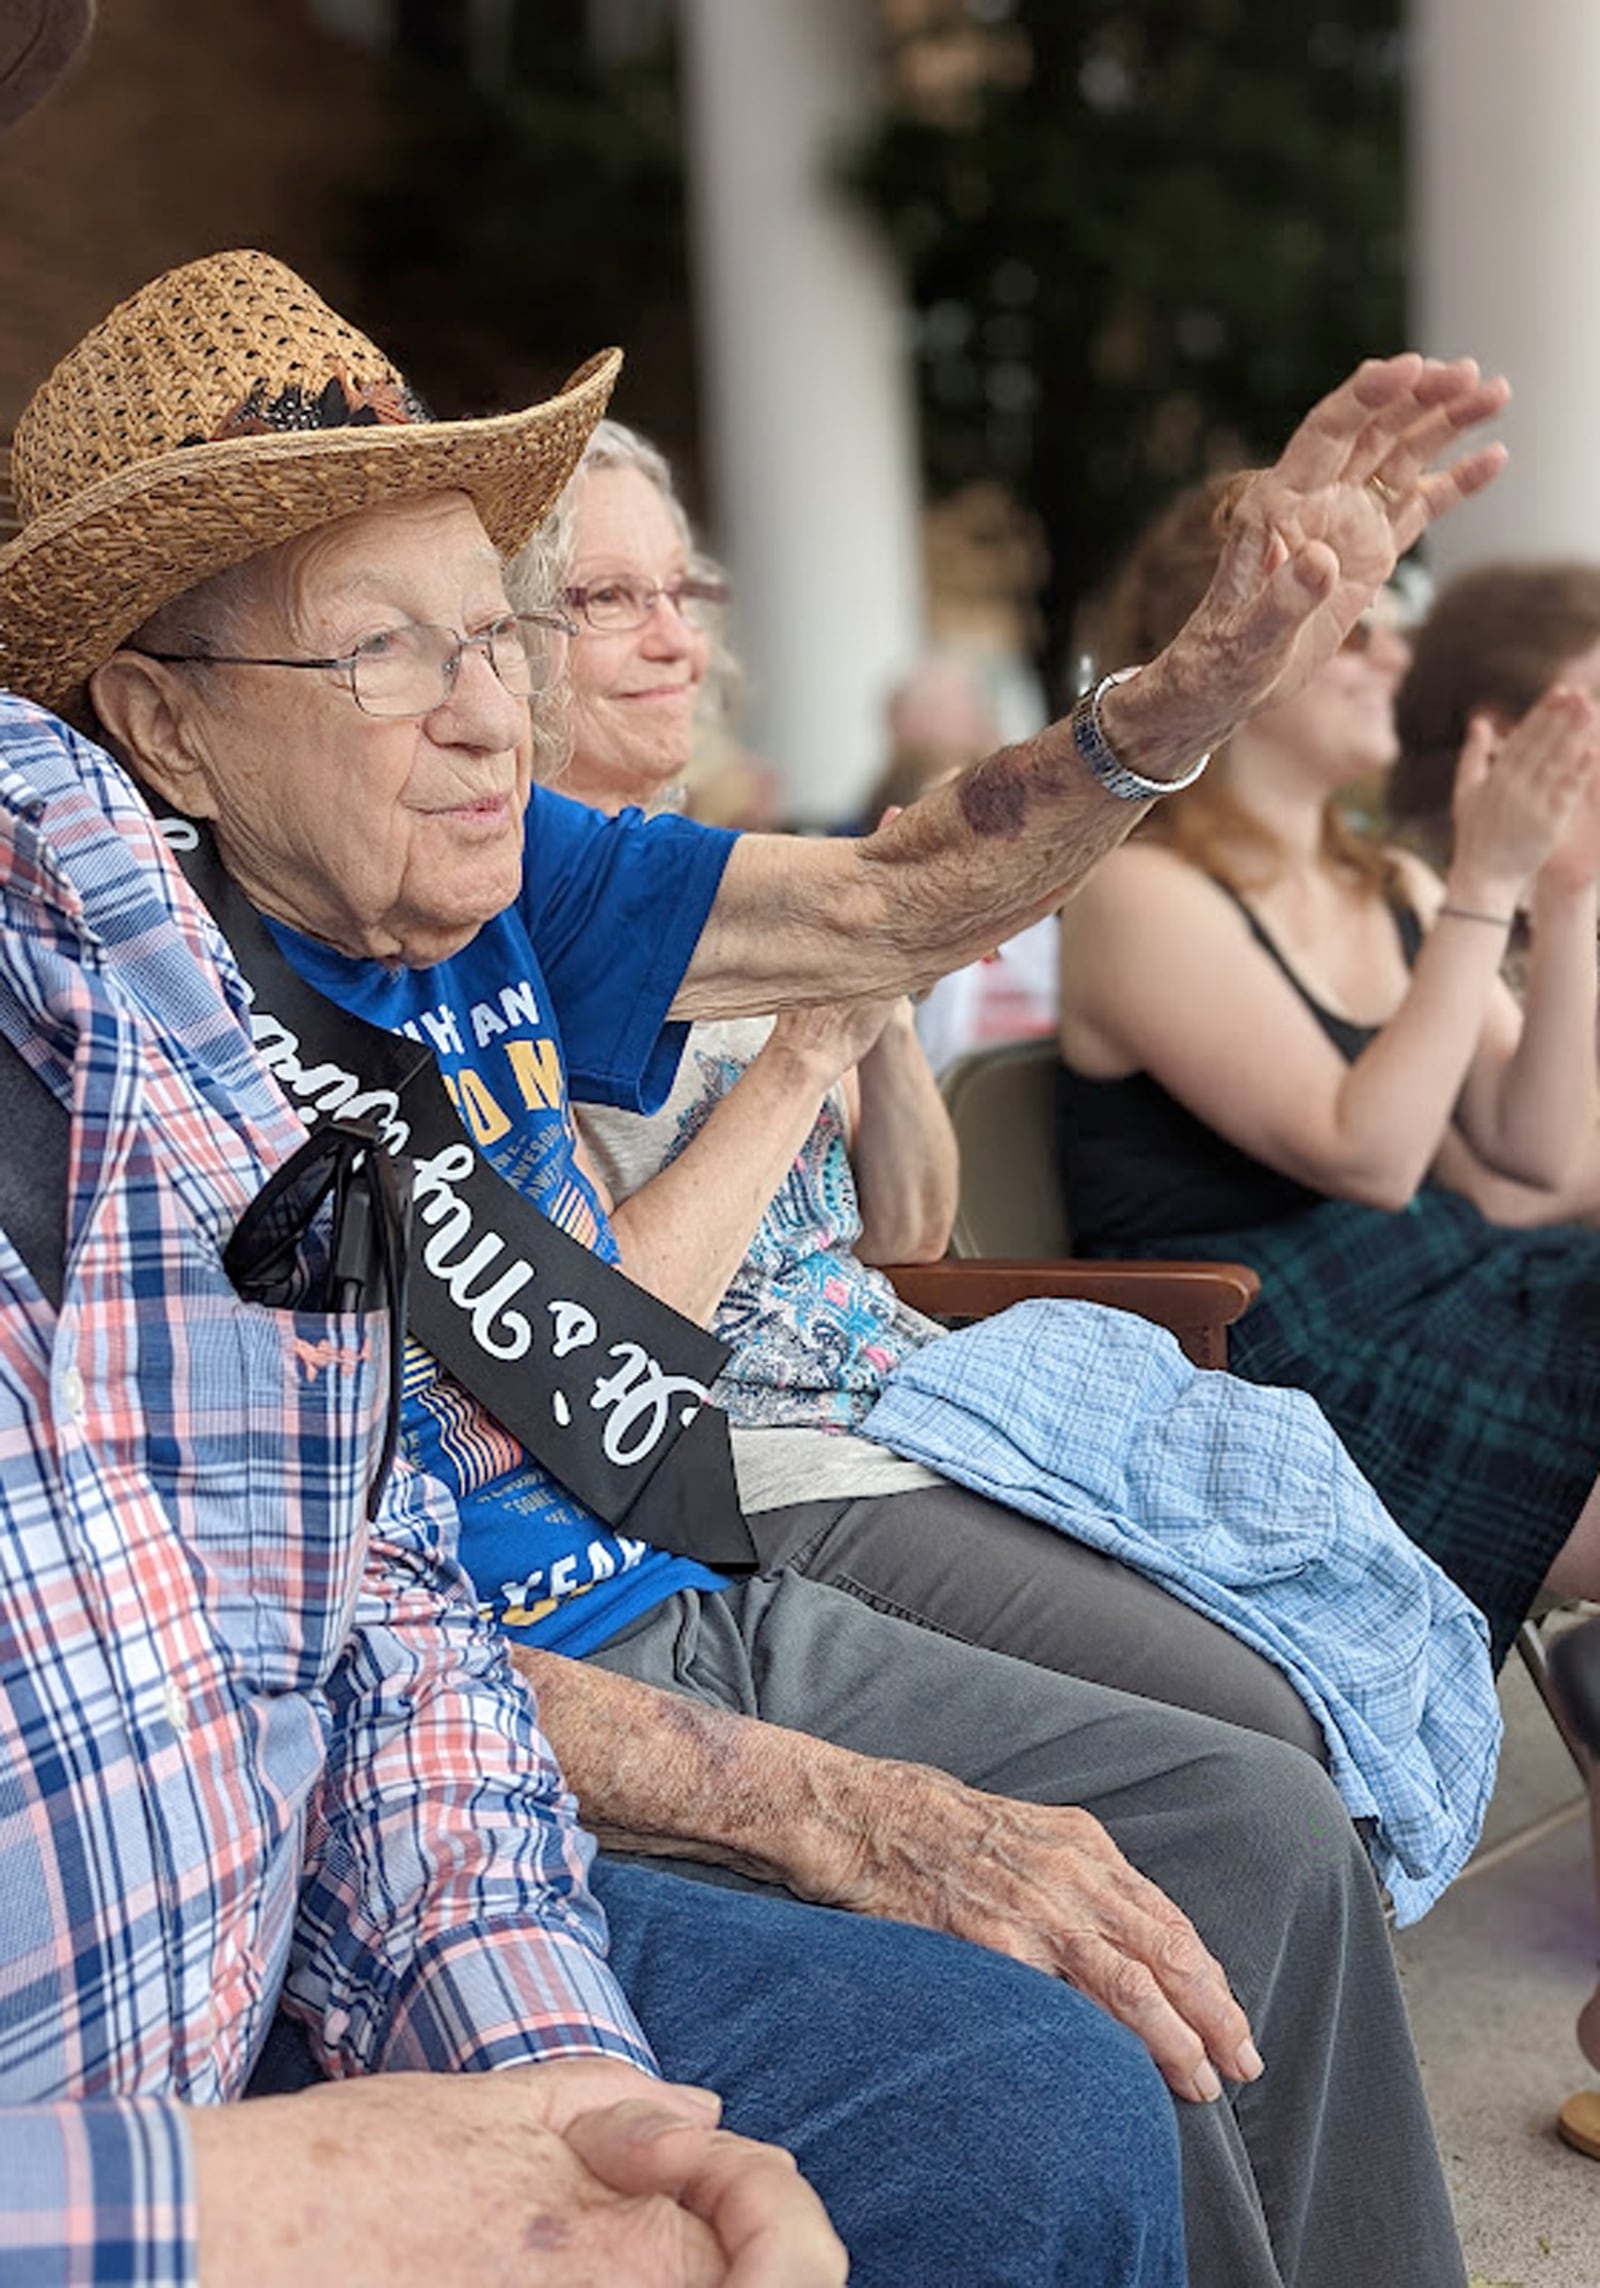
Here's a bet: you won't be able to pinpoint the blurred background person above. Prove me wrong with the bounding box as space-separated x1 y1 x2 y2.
1056 472 1600 1680
1392 559 1600 877
861 647 1060 1073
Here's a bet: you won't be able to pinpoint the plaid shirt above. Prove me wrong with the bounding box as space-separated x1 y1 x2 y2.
0 699 652 2285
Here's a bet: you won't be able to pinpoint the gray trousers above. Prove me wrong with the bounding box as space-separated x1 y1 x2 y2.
593 1572 1464 2288
752 1478 1327 1758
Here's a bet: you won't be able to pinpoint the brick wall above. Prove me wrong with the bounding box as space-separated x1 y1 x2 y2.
0 0 389 446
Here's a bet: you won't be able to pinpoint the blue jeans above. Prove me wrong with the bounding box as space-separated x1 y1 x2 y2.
593 1858 1186 2288
248 1859 1184 2284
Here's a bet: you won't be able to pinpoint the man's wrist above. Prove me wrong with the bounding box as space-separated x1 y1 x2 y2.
1094 663 1216 797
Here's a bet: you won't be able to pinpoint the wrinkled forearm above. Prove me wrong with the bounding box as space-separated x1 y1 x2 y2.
672 723 1164 1019
511 1645 890 1894
602 1034 843 1324
851 1009 958 1263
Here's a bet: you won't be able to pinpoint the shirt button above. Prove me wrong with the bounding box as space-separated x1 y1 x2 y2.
60 1367 86 1417
163 1680 191 1734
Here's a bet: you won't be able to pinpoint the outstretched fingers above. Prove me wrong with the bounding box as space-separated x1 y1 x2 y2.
1274 354 1509 501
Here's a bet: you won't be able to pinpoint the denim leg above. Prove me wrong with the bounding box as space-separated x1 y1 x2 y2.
593 1858 1186 2288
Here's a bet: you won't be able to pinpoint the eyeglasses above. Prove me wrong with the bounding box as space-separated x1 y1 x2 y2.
562 575 730 635
130 609 578 720
224 1116 413 1519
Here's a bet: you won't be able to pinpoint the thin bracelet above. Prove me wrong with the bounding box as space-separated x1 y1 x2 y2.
1436 902 1515 930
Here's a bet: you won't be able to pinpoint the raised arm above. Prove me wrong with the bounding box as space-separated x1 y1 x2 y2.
673 355 1510 1019
512 1645 1259 2107
1447 710 1600 1186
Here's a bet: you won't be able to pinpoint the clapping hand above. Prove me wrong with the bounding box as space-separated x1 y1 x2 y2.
1451 686 1600 901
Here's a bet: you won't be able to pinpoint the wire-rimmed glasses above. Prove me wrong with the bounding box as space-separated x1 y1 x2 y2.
562 575 730 635
129 609 577 720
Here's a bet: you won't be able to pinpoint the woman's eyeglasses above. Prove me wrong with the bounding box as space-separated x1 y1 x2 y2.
562 575 729 635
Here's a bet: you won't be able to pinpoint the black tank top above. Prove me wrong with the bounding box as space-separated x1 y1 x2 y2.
1056 888 1424 1247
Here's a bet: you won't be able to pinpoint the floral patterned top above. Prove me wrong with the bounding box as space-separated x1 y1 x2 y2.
577 1016 940 1430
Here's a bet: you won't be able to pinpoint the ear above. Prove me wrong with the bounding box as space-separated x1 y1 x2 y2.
89 651 220 818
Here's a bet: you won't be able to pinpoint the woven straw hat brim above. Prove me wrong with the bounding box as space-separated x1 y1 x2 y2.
0 0 93 127
0 346 621 716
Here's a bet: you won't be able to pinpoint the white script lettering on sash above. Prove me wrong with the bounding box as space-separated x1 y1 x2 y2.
410 1139 538 1360
590 1342 709 1468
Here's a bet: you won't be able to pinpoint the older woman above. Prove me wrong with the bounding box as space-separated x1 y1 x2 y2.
5 247 1512 2288
518 417 1489 1784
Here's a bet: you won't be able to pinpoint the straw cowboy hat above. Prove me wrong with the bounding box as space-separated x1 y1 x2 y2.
0 248 622 714
0 0 92 128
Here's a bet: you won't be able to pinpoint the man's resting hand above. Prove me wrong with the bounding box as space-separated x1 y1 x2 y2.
189 2057 848 2287
787 1754 1262 2107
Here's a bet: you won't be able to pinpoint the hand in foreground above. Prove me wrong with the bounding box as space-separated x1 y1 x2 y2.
1145 355 1510 742
799 1756 1260 2106
190 2056 848 2288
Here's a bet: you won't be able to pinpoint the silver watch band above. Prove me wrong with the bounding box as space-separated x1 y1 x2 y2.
1070 666 1211 803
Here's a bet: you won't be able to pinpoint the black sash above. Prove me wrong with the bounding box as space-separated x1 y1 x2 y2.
163 816 756 1572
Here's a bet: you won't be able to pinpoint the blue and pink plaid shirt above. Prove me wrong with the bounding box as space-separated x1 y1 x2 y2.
0 698 653 2284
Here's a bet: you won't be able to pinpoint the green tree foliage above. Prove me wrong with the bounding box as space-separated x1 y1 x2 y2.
350 4 703 491
847 0 1405 692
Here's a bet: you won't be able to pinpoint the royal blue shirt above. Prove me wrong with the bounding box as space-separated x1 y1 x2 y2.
271 785 736 1654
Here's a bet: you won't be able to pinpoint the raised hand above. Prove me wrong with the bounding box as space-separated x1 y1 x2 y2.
1209 355 1509 693
1110 355 1511 777
1451 687 1600 902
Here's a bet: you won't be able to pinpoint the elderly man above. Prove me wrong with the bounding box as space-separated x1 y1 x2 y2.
1 244 1497 2286
0 19 1210 2288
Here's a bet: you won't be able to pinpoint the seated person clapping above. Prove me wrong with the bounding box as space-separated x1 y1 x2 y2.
1057 474 1600 1678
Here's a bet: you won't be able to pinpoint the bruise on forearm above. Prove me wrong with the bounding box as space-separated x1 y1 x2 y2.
849 725 1146 987
511 1644 857 1887
673 724 1149 1022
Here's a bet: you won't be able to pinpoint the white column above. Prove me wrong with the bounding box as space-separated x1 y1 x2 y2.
678 0 925 822
1412 0 1600 578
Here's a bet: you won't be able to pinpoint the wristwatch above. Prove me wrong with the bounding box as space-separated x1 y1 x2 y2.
1070 666 1211 803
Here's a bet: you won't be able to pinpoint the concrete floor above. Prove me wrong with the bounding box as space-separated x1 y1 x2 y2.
1395 1652 1599 2288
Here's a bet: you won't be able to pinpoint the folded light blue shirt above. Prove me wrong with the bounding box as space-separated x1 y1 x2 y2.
862 1299 1501 1924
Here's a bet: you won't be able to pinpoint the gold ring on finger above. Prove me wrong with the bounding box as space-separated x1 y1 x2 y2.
1366 472 1404 511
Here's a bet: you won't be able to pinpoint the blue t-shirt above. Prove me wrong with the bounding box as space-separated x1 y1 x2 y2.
269 784 737 1654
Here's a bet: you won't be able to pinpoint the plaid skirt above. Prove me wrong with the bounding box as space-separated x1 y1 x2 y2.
1118 1187 1600 1667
